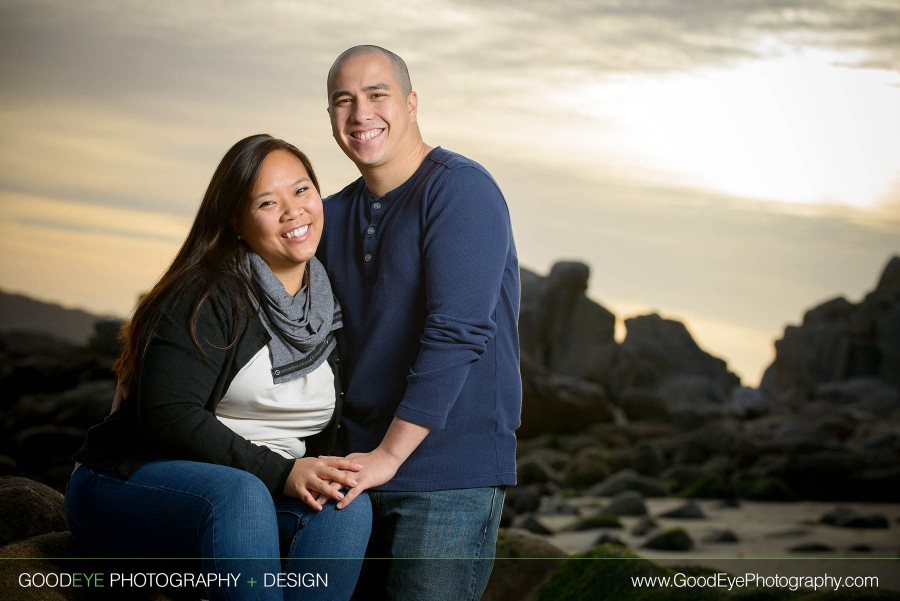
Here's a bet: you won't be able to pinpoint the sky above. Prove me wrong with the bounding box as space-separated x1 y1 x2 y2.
1 0 899 386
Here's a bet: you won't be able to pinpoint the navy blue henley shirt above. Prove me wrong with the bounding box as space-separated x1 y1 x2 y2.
317 147 521 491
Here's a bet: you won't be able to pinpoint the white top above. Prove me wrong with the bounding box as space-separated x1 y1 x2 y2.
215 346 335 459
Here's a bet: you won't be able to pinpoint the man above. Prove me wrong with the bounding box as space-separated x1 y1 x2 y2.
316 45 521 600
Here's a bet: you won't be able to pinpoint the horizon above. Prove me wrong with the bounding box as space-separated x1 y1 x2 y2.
3 250 897 391
2 1 899 386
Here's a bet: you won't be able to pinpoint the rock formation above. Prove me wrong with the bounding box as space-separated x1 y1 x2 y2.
2 256 899 600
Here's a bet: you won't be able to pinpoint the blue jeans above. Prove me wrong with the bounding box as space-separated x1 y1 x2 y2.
65 461 371 601
352 487 506 601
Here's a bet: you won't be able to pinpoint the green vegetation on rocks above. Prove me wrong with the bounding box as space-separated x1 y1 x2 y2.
735 476 797 502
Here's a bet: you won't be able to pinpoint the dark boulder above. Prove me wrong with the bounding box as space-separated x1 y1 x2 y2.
702 529 739 543
617 387 671 422
788 542 835 553
484 528 566 601
642 527 694 551
510 515 554 536
601 490 648 517
820 507 890 529
520 368 616 437
505 485 542 515
609 313 739 397
586 533 627 549
658 500 706 520
814 377 900 418
561 446 611 490
561 512 622 532
519 263 617 385
0 332 87 408
0 477 67 547
586 469 668 498
537 497 580 517
762 255 900 403
631 516 658 537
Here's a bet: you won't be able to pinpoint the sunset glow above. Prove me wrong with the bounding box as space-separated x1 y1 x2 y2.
561 50 900 208
2 1 899 384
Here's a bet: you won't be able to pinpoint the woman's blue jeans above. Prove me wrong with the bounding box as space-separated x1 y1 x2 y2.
65 461 371 601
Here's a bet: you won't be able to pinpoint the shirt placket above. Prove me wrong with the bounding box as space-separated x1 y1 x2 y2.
362 194 384 284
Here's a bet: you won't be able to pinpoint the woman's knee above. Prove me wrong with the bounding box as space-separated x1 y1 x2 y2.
332 492 373 541
280 494 372 560
208 468 274 522
200 469 279 556
342 492 372 521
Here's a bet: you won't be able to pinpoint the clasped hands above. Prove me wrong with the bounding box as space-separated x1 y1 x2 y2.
284 447 400 511
112 384 401 512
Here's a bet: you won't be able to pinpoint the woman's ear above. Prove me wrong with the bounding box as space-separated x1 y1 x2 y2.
230 217 243 240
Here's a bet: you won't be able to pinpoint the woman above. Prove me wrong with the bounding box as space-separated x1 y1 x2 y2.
65 134 372 601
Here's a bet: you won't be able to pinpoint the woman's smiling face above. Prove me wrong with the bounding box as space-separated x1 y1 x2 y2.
235 149 323 293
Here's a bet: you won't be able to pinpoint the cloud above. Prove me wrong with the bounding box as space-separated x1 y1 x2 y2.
1 0 897 384
437 0 900 76
3 0 896 237
500 157 900 327
5 1 897 107
876 177 900 221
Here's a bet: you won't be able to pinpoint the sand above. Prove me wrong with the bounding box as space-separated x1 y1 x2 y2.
539 497 900 591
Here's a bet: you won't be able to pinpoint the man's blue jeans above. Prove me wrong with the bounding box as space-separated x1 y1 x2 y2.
352 486 506 601
65 461 371 601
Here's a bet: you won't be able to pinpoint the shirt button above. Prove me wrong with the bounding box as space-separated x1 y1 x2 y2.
372 202 382 210
366 226 375 235
364 253 373 262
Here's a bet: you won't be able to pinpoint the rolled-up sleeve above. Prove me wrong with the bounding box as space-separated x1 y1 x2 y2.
394 167 512 429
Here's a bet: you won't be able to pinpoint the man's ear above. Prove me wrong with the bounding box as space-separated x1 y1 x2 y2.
407 91 419 120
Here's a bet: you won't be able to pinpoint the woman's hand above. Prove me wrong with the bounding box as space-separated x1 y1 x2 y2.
313 480 345 507
283 456 362 511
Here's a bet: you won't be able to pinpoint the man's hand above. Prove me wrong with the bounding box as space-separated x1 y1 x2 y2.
283 456 362 511
336 417 431 509
336 447 403 509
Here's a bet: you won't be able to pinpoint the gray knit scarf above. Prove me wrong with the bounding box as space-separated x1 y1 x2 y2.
245 251 342 384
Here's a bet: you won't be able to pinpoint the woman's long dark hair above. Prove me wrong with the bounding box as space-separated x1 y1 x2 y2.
113 134 321 396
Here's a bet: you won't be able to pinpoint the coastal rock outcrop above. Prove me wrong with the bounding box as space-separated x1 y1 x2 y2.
518 261 739 437
0 477 67 547
514 257 900 505
519 262 617 384
762 255 900 402
2 256 900 599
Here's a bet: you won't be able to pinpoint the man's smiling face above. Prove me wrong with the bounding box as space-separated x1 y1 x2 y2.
327 51 418 172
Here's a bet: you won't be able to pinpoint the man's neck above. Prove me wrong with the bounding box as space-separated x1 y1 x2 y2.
361 142 433 197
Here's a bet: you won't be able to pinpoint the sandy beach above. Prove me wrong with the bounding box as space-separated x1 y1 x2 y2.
540 497 900 591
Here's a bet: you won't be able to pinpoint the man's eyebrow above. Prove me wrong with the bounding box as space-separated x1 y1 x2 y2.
330 83 391 103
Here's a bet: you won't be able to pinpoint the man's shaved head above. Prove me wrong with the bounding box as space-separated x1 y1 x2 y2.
327 45 412 97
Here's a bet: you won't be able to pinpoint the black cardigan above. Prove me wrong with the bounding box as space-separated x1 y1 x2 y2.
73 276 343 495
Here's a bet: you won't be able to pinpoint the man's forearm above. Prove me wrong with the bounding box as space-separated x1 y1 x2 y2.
378 416 432 465
336 416 432 508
